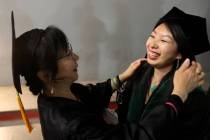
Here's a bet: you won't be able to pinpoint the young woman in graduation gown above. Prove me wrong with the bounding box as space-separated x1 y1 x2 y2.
117 7 210 140
12 25 204 140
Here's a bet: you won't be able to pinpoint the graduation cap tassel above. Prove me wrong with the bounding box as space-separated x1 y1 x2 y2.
16 92 33 133
11 11 33 133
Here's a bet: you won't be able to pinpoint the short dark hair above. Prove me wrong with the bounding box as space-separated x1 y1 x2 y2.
15 26 70 95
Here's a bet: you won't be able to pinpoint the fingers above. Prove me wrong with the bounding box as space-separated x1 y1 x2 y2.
131 58 147 66
190 62 204 81
198 71 205 82
198 79 204 86
137 58 147 64
178 58 190 71
189 61 197 73
189 61 205 86
195 62 202 74
140 58 147 61
122 58 147 82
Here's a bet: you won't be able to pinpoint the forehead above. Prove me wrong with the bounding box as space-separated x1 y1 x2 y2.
56 45 72 58
56 47 68 57
153 23 173 38
58 43 72 52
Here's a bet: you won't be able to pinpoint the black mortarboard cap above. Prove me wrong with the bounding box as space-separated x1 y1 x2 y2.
157 7 210 56
11 12 44 94
11 11 33 132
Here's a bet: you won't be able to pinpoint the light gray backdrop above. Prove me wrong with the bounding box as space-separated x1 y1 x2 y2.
0 0 210 89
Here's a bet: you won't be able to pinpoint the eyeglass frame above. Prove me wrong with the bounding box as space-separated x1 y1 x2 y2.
56 44 73 60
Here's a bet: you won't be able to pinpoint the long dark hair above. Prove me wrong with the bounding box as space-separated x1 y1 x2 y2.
15 26 70 95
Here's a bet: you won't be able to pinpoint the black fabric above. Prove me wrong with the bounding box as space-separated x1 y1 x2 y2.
117 63 210 140
38 81 183 140
126 63 175 122
166 94 183 114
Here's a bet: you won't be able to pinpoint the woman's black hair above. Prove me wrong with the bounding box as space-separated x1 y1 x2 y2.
154 19 196 64
15 26 70 95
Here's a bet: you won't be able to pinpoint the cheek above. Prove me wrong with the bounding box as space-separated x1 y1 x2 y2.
161 45 178 59
145 39 151 52
58 61 73 73
145 38 150 48
63 61 74 70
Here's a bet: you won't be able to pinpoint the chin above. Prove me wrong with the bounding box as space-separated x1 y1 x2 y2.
149 63 159 68
74 74 79 81
70 73 78 82
147 59 163 68
149 60 174 69
147 58 157 66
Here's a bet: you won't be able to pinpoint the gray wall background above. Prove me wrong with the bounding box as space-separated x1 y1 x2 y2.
0 0 210 89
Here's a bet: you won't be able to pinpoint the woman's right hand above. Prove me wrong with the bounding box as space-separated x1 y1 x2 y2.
119 58 147 83
172 59 204 102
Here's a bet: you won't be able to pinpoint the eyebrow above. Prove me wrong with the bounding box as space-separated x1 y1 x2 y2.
152 31 173 40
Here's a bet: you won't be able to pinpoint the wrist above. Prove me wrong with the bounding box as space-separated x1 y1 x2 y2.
171 90 187 102
111 75 122 91
165 94 184 115
118 73 127 83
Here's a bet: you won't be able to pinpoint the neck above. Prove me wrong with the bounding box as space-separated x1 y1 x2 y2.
54 78 73 95
44 79 78 100
153 65 173 85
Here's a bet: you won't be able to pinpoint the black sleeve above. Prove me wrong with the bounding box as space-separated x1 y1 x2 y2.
200 88 210 140
134 95 183 140
71 80 113 112
102 95 184 140
116 80 133 123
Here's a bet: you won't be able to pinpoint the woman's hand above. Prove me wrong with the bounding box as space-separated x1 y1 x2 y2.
119 58 147 82
172 59 204 102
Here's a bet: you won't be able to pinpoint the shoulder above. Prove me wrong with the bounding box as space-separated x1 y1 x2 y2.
131 62 152 81
135 62 151 76
70 83 91 94
124 62 152 89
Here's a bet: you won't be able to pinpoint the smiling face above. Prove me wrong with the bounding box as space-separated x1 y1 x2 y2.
146 23 181 68
55 48 79 82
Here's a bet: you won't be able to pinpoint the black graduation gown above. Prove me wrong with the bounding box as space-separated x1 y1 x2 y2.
38 79 184 140
117 63 210 140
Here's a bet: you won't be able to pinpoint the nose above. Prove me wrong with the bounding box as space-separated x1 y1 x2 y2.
72 53 79 61
150 40 158 49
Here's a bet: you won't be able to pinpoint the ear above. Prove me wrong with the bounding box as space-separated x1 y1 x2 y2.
37 70 52 84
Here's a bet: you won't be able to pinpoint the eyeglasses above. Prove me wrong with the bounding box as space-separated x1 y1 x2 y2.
56 44 73 60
